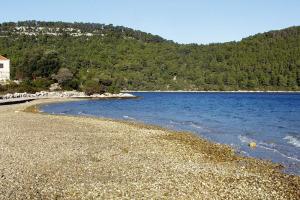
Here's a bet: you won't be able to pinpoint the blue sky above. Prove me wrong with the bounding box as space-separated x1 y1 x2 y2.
1 0 300 44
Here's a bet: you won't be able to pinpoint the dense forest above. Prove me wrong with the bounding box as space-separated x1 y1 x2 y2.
0 21 300 92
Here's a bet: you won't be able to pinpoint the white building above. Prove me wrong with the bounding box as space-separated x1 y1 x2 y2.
0 55 10 81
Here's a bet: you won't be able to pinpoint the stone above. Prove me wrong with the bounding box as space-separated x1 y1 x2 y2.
49 83 61 91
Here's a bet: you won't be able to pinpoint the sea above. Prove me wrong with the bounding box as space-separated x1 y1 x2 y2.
41 92 300 175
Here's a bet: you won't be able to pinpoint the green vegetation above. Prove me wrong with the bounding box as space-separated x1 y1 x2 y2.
0 79 53 94
0 21 300 91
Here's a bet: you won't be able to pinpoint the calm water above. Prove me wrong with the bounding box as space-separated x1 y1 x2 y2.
41 92 300 175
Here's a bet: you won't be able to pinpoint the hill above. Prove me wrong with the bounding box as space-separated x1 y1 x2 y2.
0 21 300 91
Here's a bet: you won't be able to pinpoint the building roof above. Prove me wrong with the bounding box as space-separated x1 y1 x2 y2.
0 55 9 60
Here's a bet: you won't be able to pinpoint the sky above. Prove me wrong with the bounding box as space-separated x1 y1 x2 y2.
1 0 300 44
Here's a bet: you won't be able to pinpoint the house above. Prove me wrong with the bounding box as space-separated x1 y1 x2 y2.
0 55 10 81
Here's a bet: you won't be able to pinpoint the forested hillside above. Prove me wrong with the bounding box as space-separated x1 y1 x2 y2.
0 21 300 91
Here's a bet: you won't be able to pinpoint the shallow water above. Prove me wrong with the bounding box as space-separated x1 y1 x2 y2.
41 92 300 175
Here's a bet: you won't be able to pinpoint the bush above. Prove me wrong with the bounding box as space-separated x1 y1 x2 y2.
0 79 50 94
6 81 19 90
62 79 80 90
32 78 53 90
15 80 38 93
17 84 39 93
52 68 74 84
0 84 7 93
107 85 120 94
82 80 100 95
99 79 113 86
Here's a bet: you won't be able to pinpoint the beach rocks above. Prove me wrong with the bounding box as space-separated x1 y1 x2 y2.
0 99 299 199
49 83 61 91
90 92 135 98
2 92 32 99
0 91 136 100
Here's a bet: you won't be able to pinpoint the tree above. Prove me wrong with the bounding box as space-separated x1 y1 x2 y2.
34 50 61 78
1 21 300 91
52 68 74 84
17 49 61 79
278 75 288 87
82 80 101 95
247 79 259 88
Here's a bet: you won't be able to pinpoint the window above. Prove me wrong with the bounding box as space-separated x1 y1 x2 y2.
0 64 3 68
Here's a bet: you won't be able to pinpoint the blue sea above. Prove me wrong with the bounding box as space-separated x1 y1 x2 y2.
41 92 300 175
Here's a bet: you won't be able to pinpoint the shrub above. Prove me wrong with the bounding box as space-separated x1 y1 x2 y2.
32 78 53 90
0 84 7 93
17 84 39 93
62 79 80 90
82 80 100 95
16 80 38 93
52 68 74 84
107 85 120 94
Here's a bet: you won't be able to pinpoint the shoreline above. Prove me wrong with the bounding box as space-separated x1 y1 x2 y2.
123 90 300 93
0 91 137 106
0 98 299 198
33 99 300 174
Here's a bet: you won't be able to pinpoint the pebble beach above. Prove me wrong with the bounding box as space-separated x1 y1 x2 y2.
0 98 299 199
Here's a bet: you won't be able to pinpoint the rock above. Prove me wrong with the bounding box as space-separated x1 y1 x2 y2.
120 93 135 97
49 83 61 91
1 91 136 101
249 142 257 148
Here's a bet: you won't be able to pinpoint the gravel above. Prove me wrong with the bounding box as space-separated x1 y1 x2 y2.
0 98 299 199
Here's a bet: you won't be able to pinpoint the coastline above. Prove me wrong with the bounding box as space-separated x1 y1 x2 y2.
123 90 300 93
0 91 137 106
0 98 299 199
